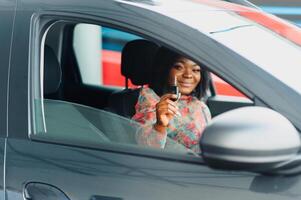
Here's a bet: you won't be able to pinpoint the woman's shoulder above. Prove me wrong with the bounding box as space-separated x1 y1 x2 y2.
140 86 154 94
140 87 158 98
191 97 212 121
138 86 160 104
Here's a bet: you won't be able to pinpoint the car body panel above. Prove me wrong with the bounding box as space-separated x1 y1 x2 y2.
0 0 16 137
0 0 16 198
6 138 301 200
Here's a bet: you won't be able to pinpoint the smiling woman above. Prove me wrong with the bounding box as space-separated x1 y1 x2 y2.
133 47 211 152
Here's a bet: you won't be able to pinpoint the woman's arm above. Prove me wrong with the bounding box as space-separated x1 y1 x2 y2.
133 93 179 148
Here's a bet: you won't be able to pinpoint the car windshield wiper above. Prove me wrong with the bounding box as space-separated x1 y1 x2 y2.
209 24 254 34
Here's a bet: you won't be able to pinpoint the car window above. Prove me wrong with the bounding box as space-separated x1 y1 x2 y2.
30 22 193 155
31 21 251 157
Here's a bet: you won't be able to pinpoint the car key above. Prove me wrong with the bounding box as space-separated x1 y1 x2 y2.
168 76 181 102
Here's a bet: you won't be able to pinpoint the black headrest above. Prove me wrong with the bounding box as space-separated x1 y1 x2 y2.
121 39 159 85
44 45 62 95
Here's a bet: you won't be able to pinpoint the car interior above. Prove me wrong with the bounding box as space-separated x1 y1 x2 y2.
107 39 160 118
38 22 254 152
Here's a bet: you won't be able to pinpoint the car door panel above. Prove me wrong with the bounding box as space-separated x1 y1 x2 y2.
6 138 301 200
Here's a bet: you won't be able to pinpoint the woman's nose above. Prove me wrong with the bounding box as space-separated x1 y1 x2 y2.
183 68 193 78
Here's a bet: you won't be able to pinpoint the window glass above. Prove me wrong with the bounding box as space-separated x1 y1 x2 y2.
34 98 191 154
38 99 137 145
211 24 301 94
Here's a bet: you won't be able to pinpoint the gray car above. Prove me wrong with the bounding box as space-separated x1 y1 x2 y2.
1 0 301 199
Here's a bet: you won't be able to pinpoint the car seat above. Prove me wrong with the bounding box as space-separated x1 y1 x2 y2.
107 39 160 118
44 45 62 99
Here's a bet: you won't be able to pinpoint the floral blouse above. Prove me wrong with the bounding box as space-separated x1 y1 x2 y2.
132 87 211 153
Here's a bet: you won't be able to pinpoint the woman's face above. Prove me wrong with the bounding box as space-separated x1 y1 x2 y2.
168 57 201 95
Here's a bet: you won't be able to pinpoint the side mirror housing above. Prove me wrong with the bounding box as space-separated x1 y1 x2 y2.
200 106 300 172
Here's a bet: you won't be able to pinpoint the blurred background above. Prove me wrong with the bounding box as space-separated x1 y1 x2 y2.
249 0 301 27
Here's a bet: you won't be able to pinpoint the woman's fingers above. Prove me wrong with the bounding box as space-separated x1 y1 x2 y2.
157 97 177 108
157 100 178 114
160 94 178 101
155 94 181 126
156 98 179 118
157 104 178 115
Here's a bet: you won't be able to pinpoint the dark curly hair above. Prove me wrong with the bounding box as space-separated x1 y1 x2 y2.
150 47 210 100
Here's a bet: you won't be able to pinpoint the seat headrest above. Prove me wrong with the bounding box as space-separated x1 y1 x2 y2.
44 45 62 95
121 39 159 85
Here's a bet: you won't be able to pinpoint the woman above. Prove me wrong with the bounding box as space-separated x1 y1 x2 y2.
132 47 211 153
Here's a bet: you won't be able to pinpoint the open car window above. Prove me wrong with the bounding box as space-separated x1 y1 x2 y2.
31 21 252 157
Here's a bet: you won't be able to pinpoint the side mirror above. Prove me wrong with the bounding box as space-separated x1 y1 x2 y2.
200 106 300 172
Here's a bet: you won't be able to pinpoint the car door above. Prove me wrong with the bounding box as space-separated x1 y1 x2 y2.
5 0 301 200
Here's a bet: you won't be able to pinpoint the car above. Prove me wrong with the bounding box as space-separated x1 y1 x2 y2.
2 0 301 199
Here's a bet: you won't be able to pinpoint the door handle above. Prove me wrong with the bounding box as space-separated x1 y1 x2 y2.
24 182 71 200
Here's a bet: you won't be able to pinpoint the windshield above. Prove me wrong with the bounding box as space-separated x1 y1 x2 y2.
179 8 301 94
209 19 301 94
131 0 301 94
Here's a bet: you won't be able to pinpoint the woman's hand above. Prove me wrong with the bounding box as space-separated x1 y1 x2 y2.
154 94 179 133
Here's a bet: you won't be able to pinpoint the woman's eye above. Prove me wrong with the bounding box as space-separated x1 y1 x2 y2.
174 64 184 70
193 68 201 73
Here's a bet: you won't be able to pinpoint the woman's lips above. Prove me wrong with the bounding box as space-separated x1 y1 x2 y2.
178 82 193 88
